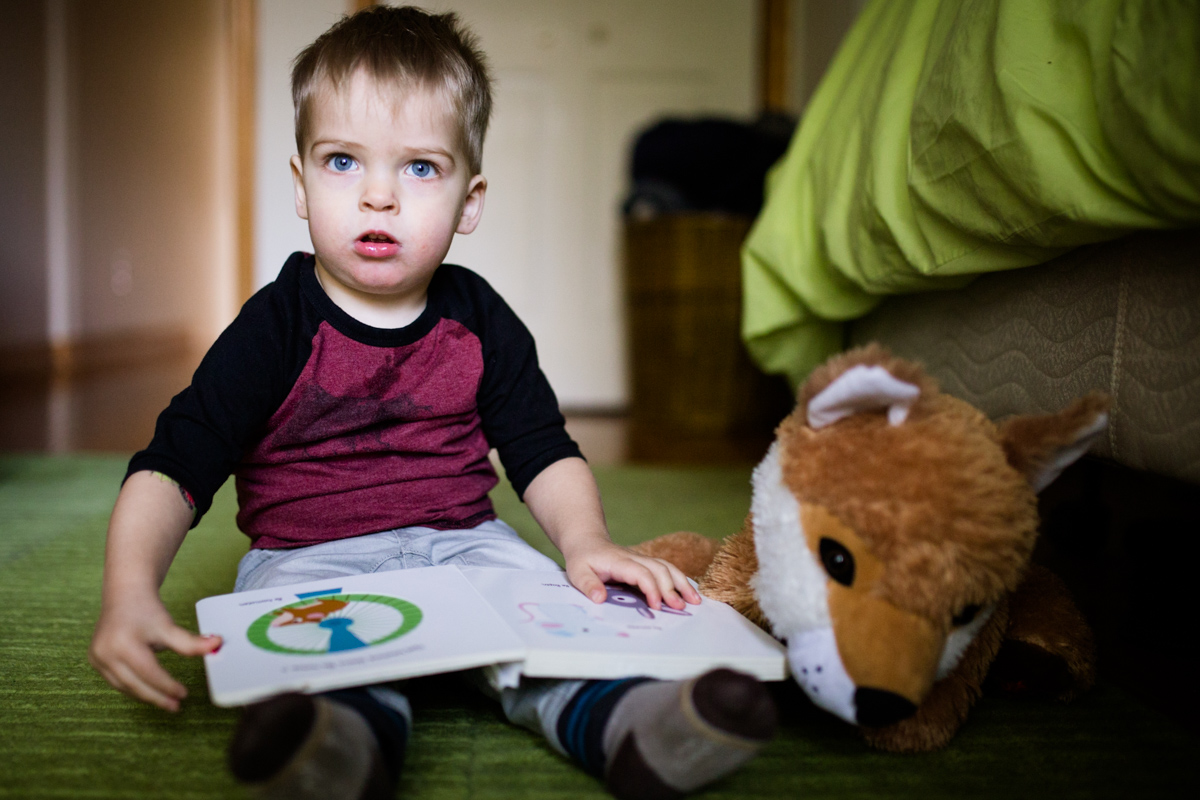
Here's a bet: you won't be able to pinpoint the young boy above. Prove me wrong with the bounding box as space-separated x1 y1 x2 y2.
88 7 776 799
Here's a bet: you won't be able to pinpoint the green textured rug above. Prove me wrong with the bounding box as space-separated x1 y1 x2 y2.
0 454 1195 799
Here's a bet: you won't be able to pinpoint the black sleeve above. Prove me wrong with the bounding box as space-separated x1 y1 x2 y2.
451 269 583 499
125 255 311 525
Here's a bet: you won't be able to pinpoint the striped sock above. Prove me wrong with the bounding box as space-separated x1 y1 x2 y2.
228 688 410 800
325 686 411 783
555 678 652 776
556 669 777 800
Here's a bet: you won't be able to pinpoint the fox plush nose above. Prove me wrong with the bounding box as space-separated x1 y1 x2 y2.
828 587 944 713
854 687 918 727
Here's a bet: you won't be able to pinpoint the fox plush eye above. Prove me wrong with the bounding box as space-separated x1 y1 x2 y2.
951 604 982 626
818 538 855 586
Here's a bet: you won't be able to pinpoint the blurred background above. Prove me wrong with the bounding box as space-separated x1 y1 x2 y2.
0 0 864 459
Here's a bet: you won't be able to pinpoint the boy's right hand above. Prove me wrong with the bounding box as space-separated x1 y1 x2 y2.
91 470 216 711
88 592 221 712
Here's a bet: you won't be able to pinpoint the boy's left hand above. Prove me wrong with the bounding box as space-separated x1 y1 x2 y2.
522 457 699 612
562 540 701 611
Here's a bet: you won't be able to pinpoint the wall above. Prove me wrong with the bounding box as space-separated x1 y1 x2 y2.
254 0 347 287
0 0 235 378
4 0 860 390
435 0 757 409
71 0 232 348
0 4 49 351
786 0 865 114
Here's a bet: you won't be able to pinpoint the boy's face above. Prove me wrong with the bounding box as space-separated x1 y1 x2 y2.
291 70 485 312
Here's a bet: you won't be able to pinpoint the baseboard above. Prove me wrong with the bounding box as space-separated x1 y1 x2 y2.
0 326 196 382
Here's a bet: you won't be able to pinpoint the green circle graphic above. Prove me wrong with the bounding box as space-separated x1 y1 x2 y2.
246 593 423 655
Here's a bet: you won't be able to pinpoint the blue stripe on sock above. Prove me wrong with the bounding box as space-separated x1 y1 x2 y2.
564 682 613 768
324 687 409 782
558 678 646 776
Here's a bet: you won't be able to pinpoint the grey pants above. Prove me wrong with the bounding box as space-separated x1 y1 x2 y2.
234 520 586 754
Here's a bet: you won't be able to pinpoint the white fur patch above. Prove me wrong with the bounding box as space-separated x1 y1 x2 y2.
751 444 857 719
787 629 858 724
807 365 920 429
749 443 831 639
935 604 995 679
1029 412 1109 492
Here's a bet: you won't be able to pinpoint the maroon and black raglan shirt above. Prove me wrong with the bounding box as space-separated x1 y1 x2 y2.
127 252 581 549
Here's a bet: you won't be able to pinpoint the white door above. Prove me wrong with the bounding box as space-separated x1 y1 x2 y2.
432 0 757 408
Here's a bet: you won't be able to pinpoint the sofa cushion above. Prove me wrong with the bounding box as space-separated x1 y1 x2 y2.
849 230 1200 485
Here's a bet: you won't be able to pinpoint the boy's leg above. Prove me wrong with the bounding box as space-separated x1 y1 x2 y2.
426 518 563 571
499 670 777 799
443 522 778 796
228 686 411 800
228 534 417 799
226 520 541 798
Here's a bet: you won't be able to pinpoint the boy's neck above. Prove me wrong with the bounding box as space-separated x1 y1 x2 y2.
314 260 430 329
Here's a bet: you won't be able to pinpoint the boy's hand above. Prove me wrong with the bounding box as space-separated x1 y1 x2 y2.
563 539 701 612
522 457 701 612
89 592 221 712
91 470 215 711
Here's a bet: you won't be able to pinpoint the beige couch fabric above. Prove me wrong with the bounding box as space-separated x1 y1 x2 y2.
849 230 1200 485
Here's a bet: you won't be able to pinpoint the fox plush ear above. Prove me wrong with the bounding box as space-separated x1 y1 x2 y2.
806 365 921 428
998 394 1110 492
800 344 935 429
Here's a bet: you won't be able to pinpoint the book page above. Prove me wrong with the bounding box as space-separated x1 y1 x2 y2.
195 566 525 706
460 567 787 683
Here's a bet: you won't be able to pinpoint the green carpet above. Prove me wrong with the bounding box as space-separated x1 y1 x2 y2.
0 454 1195 799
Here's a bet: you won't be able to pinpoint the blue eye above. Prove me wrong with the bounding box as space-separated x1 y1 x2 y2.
329 155 356 172
409 161 433 178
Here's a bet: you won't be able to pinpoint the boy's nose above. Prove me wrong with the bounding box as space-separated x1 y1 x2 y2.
360 177 398 212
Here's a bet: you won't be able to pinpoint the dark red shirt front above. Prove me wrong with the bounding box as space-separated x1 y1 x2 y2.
128 253 580 549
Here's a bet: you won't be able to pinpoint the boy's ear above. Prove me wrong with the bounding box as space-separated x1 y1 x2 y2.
290 154 309 221
456 174 487 234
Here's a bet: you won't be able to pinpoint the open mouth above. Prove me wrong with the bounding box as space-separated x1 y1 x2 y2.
355 231 399 257
360 231 396 244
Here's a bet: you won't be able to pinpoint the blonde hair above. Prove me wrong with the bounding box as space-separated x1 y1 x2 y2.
292 5 492 173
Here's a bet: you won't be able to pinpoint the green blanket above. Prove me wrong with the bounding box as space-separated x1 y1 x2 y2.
743 0 1200 387
1 455 1196 798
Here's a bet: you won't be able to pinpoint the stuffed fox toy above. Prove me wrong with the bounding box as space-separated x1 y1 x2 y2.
636 345 1109 752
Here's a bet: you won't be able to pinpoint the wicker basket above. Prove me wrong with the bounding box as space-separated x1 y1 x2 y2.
624 214 792 463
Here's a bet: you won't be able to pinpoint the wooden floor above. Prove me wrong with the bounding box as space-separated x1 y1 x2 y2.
0 360 199 454
0 357 629 464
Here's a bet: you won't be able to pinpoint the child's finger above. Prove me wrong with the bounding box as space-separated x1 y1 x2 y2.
639 558 684 609
111 657 184 712
662 560 701 605
130 645 188 701
614 559 665 610
643 561 691 609
136 652 187 705
567 565 608 604
159 625 222 657
91 661 124 698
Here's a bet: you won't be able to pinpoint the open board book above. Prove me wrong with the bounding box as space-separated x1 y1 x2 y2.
196 565 787 706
